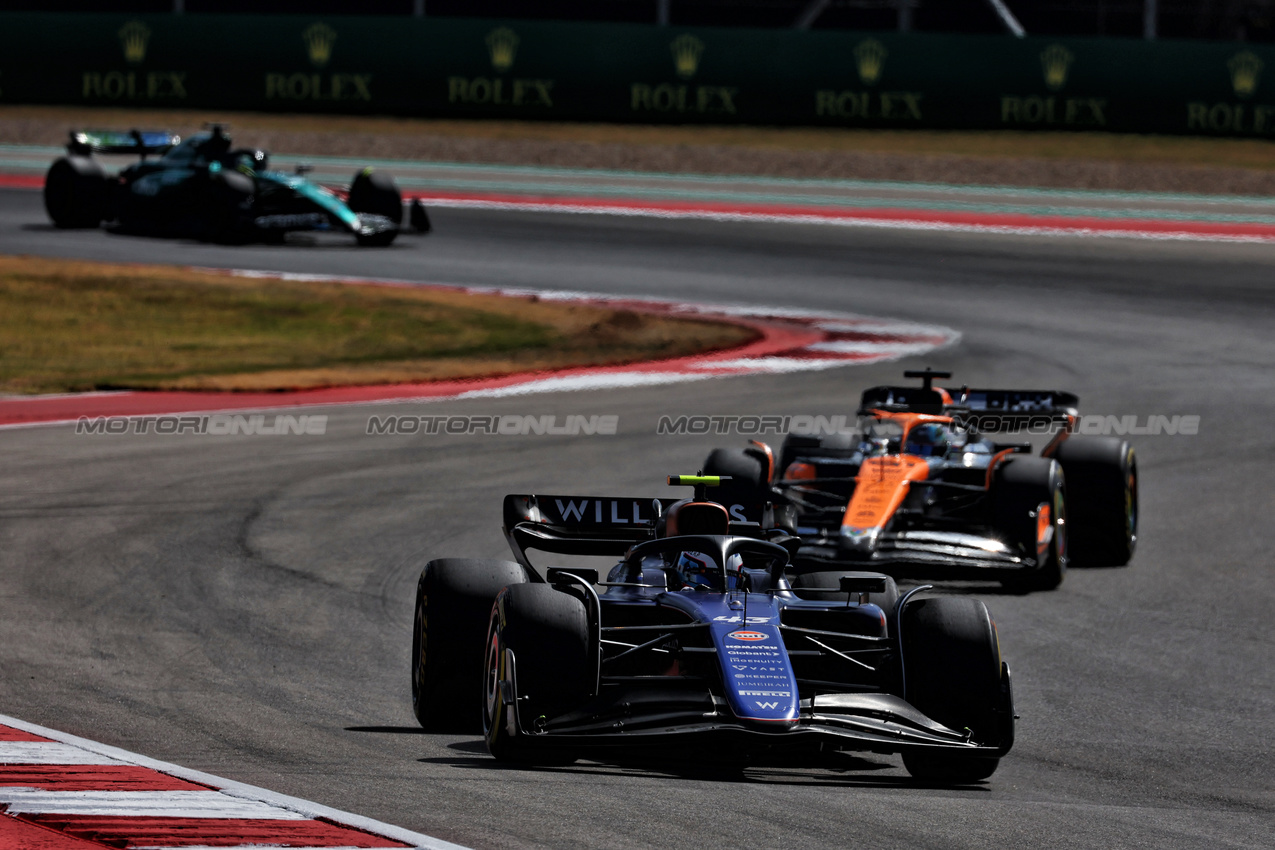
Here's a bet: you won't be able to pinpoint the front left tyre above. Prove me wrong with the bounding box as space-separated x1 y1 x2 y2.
483 583 591 763
991 456 1067 592
899 596 1012 784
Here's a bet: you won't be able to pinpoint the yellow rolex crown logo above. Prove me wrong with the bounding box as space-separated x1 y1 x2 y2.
854 39 887 85
486 27 520 72
118 21 150 65
670 34 704 79
303 22 337 68
1229 51 1263 98
1040 44 1073 91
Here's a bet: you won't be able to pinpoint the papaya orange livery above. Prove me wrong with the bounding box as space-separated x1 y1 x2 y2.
718 368 1135 592
843 454 930 532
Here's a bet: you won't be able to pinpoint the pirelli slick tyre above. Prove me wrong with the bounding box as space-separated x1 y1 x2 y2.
483 583 590 764
412 558 527 732
204 168 255 244
991 456 1067 593
900 596 1009 784
1053 437 1137 567
702 446 771 506
790 570 899 613
348 168 403 227
44 156 108 228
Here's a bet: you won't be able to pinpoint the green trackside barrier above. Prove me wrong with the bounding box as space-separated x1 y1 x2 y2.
0 12 1272 137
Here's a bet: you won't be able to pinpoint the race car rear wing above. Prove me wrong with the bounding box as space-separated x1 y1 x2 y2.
958 389 1076 433
502 493 768 574
859 385 1079 432
67 130 181 157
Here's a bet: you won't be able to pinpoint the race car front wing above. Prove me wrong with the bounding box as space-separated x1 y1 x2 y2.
795 528 1035 580
492 666 1013 758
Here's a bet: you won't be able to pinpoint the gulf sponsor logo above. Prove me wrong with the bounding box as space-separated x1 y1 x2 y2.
728 630 768 642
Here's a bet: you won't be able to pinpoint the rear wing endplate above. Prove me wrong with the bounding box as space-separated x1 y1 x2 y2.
954 388 1079 431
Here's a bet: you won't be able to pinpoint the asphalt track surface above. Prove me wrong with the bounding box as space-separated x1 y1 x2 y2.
1 187 1273 848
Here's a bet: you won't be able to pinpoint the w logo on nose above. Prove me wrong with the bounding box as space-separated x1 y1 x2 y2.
755 701 779 710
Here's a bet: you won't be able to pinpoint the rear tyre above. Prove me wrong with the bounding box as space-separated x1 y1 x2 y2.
991 457 1067 592
204 168 255 244
702 446 770 507
1053 437 1137 567
899 596 1007 783
44 156 108 228
703 447 764 487
412 558 527 732
790 570 899 612
484 583 590 764
348 168 403 227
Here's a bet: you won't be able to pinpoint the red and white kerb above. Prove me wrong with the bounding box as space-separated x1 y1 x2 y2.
0 716 464 850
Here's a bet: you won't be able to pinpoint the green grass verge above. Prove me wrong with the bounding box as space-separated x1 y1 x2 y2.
0 256 752 394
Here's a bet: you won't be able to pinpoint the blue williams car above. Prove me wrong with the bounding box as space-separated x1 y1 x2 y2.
412 475 1015 783
43 126 428 246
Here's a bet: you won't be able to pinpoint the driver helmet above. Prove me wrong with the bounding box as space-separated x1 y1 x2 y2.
905 422 950 458
198 128 231 160
671 551 742 591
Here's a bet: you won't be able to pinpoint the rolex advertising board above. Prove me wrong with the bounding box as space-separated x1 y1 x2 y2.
0 12 1270 137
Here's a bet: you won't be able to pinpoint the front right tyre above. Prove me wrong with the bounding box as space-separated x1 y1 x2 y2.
349 167 402 246
412 558 527 732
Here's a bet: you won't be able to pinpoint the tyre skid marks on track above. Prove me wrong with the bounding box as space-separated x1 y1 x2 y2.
0 715 466 850
0 270 959 428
